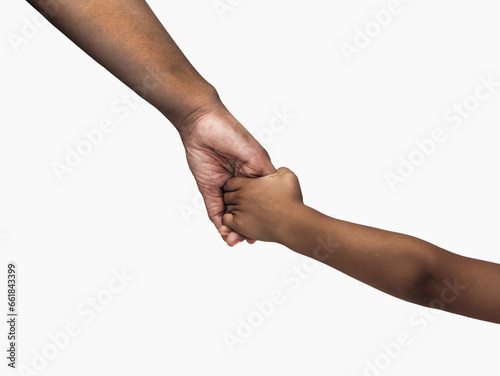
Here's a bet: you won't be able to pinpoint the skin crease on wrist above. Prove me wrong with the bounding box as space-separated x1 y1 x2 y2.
222 168 500 324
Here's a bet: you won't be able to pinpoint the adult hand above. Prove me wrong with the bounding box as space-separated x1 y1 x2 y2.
25 0 275 245
179 105 276 246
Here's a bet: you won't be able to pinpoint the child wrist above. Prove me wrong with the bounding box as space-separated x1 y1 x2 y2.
274 203 309 245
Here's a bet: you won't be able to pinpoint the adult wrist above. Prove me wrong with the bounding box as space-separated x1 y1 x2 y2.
173 85 225 135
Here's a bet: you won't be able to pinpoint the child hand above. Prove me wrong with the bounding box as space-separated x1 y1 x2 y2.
221 167 304 243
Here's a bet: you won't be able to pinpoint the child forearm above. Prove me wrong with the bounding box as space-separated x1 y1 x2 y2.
280 206 436 304
222 168 500 324
281 205 500 324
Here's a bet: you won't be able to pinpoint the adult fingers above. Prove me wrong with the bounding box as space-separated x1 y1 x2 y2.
218 225 231 236
226 230 244 247
220 223 254 246
201 189 246 246
252 145 277 176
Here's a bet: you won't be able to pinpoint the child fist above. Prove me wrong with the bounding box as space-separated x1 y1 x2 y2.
222 167 304 243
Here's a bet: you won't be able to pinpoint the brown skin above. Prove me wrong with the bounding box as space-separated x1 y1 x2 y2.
222 168 500 324
27 0 276 246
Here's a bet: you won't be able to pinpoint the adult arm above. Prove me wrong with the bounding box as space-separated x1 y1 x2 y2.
27 0 216 127
27 0 276 245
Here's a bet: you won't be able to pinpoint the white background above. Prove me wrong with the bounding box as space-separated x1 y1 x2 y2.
1 0 499 375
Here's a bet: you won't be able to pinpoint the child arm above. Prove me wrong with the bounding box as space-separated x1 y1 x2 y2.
222 168 500 324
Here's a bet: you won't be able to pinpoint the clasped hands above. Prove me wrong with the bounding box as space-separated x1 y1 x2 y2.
179 104 301 247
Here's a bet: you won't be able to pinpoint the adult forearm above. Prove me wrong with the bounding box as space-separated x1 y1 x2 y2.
27 0 220 128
